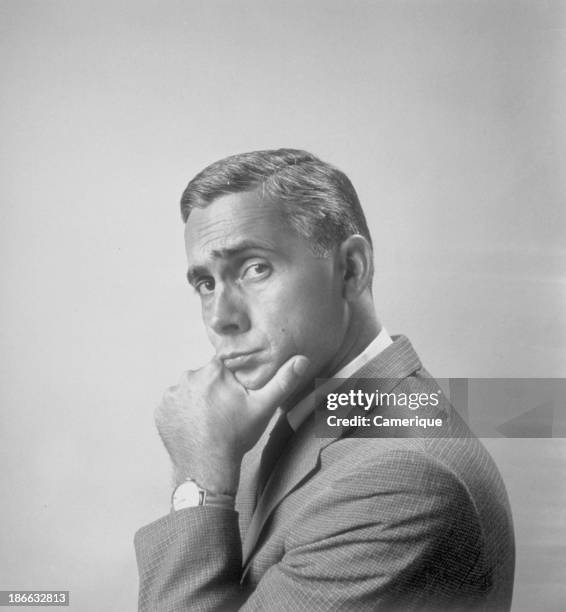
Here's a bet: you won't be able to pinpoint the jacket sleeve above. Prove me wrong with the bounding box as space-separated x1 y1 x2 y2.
134 506 247 611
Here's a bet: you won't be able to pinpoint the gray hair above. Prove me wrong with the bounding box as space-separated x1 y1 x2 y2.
180 148 372 256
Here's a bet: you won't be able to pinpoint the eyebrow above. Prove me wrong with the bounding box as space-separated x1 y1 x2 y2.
186 240 276 285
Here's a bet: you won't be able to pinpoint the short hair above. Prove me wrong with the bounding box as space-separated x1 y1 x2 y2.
180 149 373 256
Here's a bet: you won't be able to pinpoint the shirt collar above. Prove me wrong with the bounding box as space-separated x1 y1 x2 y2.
286 327 393 431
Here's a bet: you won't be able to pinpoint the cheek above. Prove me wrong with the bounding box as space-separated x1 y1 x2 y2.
296 282 343 324
254 308 304 363
275 301 342 355
264 320 298 354
254 268 343 352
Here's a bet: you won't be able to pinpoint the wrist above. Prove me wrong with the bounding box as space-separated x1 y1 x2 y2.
174 455 242 495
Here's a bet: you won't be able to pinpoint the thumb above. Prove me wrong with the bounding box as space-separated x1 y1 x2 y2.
249 355 310 415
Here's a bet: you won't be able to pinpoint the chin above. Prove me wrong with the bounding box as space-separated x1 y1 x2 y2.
233 364 276 391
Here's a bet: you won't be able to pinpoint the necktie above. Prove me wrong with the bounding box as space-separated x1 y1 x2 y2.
256 414 294 499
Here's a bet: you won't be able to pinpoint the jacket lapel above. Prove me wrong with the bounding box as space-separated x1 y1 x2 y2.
236 413 277 538
241 413 320 567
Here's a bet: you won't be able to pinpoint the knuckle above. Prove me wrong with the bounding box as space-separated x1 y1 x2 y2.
165 384 178 395
205 359 223 376
180 370 194 385
199 360 223 387
154 404 164 425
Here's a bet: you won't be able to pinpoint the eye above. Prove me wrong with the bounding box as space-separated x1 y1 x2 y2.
195 278 215 296
242 262 271 280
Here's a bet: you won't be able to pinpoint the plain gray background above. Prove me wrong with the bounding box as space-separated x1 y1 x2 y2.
1 1 565 610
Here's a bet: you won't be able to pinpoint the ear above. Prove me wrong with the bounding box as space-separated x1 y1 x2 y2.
338 235 374 300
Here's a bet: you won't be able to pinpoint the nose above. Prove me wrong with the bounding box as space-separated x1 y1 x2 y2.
206 283 250 336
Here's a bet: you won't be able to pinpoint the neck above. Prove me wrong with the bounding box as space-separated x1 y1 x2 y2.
323 309 381 379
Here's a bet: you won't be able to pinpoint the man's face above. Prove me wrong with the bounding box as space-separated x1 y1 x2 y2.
184 191 348 391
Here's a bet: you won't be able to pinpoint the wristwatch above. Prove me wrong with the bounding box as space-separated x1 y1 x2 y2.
171 478 235 511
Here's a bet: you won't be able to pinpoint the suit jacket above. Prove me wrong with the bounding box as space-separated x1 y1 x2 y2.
135 336 515 611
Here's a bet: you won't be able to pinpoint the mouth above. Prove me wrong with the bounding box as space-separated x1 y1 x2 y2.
220 350 262 370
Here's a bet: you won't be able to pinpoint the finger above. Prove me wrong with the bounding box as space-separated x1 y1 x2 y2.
249 355 310 414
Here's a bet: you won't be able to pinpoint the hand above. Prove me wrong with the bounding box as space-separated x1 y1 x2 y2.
154 355 310 495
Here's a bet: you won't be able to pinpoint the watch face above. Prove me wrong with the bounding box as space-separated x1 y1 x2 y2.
173 480 201 508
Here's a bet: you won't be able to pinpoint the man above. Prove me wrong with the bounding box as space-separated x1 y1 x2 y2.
135 149 515 611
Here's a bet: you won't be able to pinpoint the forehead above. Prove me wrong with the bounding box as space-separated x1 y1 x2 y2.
184 191 294 264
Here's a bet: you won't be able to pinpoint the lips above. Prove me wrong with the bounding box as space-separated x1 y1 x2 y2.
220 350 261 370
